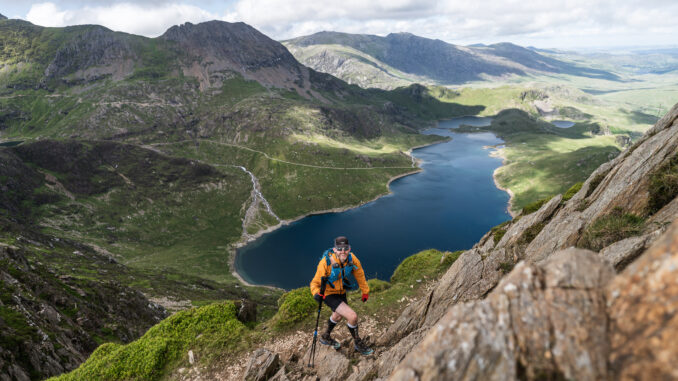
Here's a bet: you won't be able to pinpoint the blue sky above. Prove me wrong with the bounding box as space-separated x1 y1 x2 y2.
2 1 677 49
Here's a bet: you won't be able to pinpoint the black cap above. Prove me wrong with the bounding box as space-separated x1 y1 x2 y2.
334 236 349 248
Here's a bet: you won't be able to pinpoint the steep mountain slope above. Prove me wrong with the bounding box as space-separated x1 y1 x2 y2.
0 241 166 381
285 31 618 89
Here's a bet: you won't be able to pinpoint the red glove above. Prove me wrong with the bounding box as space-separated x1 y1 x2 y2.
362 293 369 303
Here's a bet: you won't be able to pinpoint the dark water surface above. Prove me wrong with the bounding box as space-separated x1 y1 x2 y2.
235 117 511 289
550 120 576 128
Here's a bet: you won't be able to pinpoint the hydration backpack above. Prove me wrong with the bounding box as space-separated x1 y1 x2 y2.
321 249 359 291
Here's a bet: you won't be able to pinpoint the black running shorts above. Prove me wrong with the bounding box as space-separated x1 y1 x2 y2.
323 293 348 312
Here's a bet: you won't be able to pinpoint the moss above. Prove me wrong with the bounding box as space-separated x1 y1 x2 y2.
391 249 462 285
518 222 546 245
586 170 609 198
271 287 317 330
647 153 678 214
0 305 39 347
522 197 549 215
51 302 247 381
575 199 590 212
490 221 511 244
367 278 390 293
497 261 514 274
562 182 583 201
578 207 645 251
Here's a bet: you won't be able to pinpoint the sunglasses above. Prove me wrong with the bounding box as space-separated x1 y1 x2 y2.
334 246 350 252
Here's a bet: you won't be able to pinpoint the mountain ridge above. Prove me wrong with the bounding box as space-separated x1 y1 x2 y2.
285 31 620 89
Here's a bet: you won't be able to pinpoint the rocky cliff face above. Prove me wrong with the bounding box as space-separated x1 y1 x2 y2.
240 103 678 380
42 26 137 86
161 21 310 92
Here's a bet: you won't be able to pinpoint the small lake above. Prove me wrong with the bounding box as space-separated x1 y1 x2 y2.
0 141 24 147
550 120 575 128
235 116 511 290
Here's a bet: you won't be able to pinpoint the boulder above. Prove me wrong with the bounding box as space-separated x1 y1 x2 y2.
269 366 290 381
607 218 678 380
302 343 350 381
599 229 663 271
235 299 257 323
346 358 377 381
243 349 280 381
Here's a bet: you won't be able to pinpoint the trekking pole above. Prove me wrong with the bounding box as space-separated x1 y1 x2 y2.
308 276 327 368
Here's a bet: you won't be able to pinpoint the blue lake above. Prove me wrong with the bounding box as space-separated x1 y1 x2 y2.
235 116 511 290
551 120 575 128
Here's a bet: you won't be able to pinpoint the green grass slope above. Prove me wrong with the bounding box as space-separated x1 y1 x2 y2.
457 109 621 212
53 248 462 380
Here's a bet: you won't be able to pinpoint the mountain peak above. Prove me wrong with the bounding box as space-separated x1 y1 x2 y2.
159 20 294 67
160 20 307 91
0 13 7 20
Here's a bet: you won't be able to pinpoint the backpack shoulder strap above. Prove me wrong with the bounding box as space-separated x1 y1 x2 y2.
323 249 332 266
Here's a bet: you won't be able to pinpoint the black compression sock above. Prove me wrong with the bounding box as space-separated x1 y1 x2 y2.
347 322 359 340
326 317 338 334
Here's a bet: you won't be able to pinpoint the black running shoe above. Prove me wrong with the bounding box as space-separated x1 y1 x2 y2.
319 332 341 350
353 338 374 355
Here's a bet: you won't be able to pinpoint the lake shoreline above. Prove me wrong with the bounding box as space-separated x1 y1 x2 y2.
229 137 450 289
489 147 518 218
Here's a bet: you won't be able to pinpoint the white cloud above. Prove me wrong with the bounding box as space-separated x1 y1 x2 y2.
26 2 219 36
20 1 678 48
223 0 678 47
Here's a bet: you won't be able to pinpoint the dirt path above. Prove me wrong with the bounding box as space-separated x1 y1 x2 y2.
150 139 415 170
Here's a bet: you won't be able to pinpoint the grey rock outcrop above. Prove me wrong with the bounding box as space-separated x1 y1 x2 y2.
599 230 662 270
43 26 136 85
235 299 257 323
390 248 614 380
302 343 350 381
160 21 311 93
388 216 678 380
243 349 281 381
607 218 678 380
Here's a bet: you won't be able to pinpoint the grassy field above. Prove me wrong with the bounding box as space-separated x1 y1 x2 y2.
495 132 620 211
454 108 623 213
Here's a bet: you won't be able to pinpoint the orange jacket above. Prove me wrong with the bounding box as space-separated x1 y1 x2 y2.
310 250 369 296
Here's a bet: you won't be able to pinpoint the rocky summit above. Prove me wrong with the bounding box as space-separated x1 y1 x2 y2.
236 104 678 380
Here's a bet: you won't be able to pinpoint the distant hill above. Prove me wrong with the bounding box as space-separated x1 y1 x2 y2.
284 31 619 89
532 46 678 75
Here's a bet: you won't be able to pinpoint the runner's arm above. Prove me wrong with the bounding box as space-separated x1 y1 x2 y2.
352 255 370 295
310 260 327 296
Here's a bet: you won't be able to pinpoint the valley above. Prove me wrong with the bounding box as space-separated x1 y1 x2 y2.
0 10 677 381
